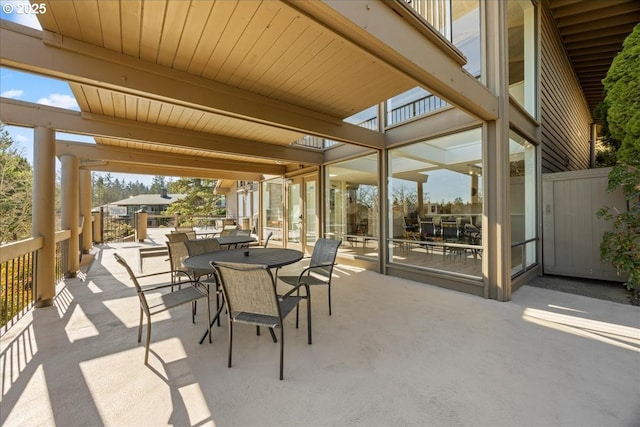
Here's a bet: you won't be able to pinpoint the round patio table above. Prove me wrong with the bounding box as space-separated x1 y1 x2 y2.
215 235 256 248
183 247 303 275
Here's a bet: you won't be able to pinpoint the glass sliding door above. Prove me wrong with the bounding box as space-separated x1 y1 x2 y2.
287 180 302 249
325 153 379 261
286 173 318 254
304 178 318 254
262 177 283 245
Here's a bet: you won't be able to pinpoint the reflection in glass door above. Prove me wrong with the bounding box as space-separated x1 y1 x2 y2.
304 178 317 254
287 181 302 250
286 175 318 254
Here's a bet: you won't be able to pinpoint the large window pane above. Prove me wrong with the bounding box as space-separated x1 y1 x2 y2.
508 0 536 116
509 130 537 276
386 1 480 126
452 0 481 77
325 154 379 260
388 128 483 278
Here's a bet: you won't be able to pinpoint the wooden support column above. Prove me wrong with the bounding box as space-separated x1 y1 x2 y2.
79 169 92 253
33 127 56 307
61 154 80 277
483 0 512 301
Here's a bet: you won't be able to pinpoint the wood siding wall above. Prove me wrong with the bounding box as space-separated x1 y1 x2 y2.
539 2 592 174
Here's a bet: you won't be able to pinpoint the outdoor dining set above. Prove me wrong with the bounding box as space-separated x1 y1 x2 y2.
114 226 341 380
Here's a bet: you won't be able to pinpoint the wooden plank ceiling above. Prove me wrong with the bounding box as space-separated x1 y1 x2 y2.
548 0 640 117
34 0 416 175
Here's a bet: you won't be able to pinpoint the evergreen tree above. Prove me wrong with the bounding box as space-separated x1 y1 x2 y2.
0 124 33 242
150 175 167 194
166 178 225 220
597 23 640 303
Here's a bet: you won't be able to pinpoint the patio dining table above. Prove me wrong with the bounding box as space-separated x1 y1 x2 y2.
215 235 257 248
183 247 304 343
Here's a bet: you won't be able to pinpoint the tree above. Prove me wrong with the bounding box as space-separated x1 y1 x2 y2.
0 124 33 242
150 175 167 194
166 178 225 223
593 100 620 167
597 23 640 304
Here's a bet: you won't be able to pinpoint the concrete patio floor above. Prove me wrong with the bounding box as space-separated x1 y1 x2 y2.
1 236 639 426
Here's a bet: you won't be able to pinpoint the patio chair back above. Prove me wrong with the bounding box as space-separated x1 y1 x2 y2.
216 262 280 319
264 231 274 248
420 221 437 240
220 229 238 237
309 238 341 279
278 238 341 319
184 238 221 256
213 261 311 380
441 221 459 242
167 232 189 242
166 241 191 285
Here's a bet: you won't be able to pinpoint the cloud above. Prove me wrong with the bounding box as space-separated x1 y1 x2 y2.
14 134 29 143
1 89 24 98
36 94 79 110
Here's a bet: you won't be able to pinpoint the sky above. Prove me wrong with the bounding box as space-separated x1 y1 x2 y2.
0 1 157 186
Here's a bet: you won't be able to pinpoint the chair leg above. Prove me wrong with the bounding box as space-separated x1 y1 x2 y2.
306 285 312 345
295 287 300 329
227 320 233 368
279 326 284 380
138 308 143 343
328 284 332 316
206 295 212 344
216 286 221 327
268 327 277 343
144 313 152 364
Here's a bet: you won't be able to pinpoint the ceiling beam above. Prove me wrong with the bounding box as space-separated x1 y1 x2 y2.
0 97 325 164
0 21 385 149
288 0 498 121
87 162 264 181
57 140 286 176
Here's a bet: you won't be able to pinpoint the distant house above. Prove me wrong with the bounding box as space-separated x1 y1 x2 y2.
96 189 186 227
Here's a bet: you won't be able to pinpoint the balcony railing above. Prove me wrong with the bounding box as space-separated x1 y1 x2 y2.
405 0 452 41
387 94 449 126
290 116 378 150
0 231 70 334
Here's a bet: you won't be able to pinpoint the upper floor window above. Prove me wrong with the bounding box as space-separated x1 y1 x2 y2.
508 0 537 117
452 0 481 78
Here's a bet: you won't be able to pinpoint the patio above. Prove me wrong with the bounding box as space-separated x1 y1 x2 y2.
1 234 639 426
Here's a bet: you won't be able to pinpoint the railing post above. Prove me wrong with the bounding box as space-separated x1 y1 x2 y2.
92 210 103 243
79 169 93 253
136 209 148 242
